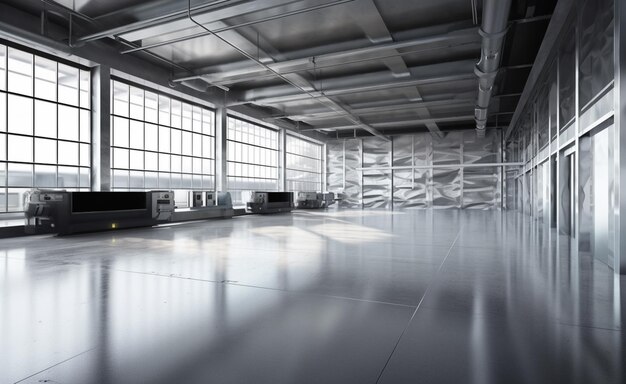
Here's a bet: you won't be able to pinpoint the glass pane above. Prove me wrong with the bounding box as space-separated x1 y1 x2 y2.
7 188 29 211
202 159 211 175
8 135 33 162
35 138 56 164
113 80 129 117
192 133 201 157
182 103 192 131
80 109 90 143
35 100 57 138
559 23 576 128
79 167 90 188
182 174 192 188
129 120 143 149
0 93 6 132
192 106 202 133
171 129 181 154
113 147 129 169
145 151 158 171
80 143 90 166
8 163 32 186
202 109 213 135
58 63 79 106
58 166 79 187
129 86 144 120
8 48 33 96
202 175 213 189
182 131 191 155
113 116 129 147
158 95 170 126
171 155 181 173
193 157 201 174
130 149 143 169
112 169 129 189
80 69 90 109
145 91 158 123
579 0 614 108
171 100 182 128
0 45 6 91
129 170 144 188
158 172 170 189
182 156 192 173
159 126 170 153
0 133 5 161
58 141 79 165
159 153 170 172
8 94 33 135
202 136 212 158
171 173 181 189
145 171 158 188
35 165 56 187
193 175 201 189
145 123 158 151
35 56 57 101
58 105 79 141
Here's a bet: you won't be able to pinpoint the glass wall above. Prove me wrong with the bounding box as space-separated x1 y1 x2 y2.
226 116 279 202
286 134 322 192
0 44 91 213
110 79 215 197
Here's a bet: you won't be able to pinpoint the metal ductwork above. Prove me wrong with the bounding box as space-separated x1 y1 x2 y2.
474 0 512 136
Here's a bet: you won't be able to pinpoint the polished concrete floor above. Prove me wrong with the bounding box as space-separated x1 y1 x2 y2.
1 210 624 384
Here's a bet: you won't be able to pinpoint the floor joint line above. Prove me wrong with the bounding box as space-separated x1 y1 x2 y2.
14 347 97 384
374 228 461 384
112 267 417 308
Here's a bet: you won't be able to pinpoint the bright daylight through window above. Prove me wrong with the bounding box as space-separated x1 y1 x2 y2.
0 44 90 213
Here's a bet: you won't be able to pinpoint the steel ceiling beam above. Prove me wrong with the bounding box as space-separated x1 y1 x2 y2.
300 115 475 131
229 59 476 105
171 27 479 85
184 0 389 140
230 73 474 106
121 0 356 55
75 0 303 43
352 0 445 138
275 98 475 121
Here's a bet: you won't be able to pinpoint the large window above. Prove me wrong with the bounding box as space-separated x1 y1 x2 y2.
286 135 322 192
110 79 215 193
226 117 279 201
0 43 91 213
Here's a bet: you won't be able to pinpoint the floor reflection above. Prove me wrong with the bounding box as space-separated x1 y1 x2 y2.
0 210 623 384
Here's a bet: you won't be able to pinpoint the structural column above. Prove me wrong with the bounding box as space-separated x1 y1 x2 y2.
279 128 286 191
91 65 111 191
614 0 626 274
216 107 228 192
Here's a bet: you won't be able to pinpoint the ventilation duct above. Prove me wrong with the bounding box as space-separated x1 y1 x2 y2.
474 0 512 136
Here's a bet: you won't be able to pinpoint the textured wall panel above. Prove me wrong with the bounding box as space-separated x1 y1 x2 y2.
432 132 461 208
363 138 391 208
326 140 345 196
392 135 430 208
463 167 498 209
463 130 499 164
432 132 462 165
343 139 362 208
462 131 501 209
432 168 461 208
327 132 502 210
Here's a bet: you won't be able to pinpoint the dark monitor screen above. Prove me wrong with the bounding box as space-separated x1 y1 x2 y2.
267 192 293 203
72 192 147 213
